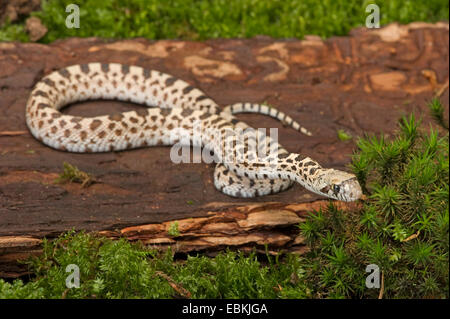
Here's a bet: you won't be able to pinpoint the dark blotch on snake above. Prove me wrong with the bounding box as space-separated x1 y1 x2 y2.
80 64 90 74
121 64 130 75
183 86 194 94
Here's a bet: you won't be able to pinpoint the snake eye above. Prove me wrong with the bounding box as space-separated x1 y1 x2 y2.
333 184 340 194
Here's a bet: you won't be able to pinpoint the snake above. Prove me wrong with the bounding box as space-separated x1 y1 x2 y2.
25 62 362 202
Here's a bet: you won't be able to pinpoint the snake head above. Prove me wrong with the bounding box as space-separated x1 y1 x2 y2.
317 169 362 202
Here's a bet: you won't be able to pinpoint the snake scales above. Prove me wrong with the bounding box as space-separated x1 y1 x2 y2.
25 62 362 201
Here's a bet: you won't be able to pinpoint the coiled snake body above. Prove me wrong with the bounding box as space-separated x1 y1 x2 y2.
26 63 362 201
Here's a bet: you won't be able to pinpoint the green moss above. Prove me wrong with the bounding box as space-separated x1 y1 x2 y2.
429 98 449 129
297 99 448 298
0 231 312 299
168 221 180 237
0 21 30 42
1 0 448 43
337 129 352 142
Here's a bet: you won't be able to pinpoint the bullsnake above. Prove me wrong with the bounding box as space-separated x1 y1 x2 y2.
25 63 362 201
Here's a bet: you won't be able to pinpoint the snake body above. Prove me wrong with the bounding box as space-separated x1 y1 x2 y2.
26 63 362 201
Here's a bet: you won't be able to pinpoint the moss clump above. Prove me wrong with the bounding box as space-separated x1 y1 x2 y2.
0 231 312 298
298 99 448 298
429 97 449 129
337 129 352 142
55 162 94 187
1 100 448 299
168 222 181 237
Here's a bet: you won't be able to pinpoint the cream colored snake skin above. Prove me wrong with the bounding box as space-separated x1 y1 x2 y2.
25 63 362 201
